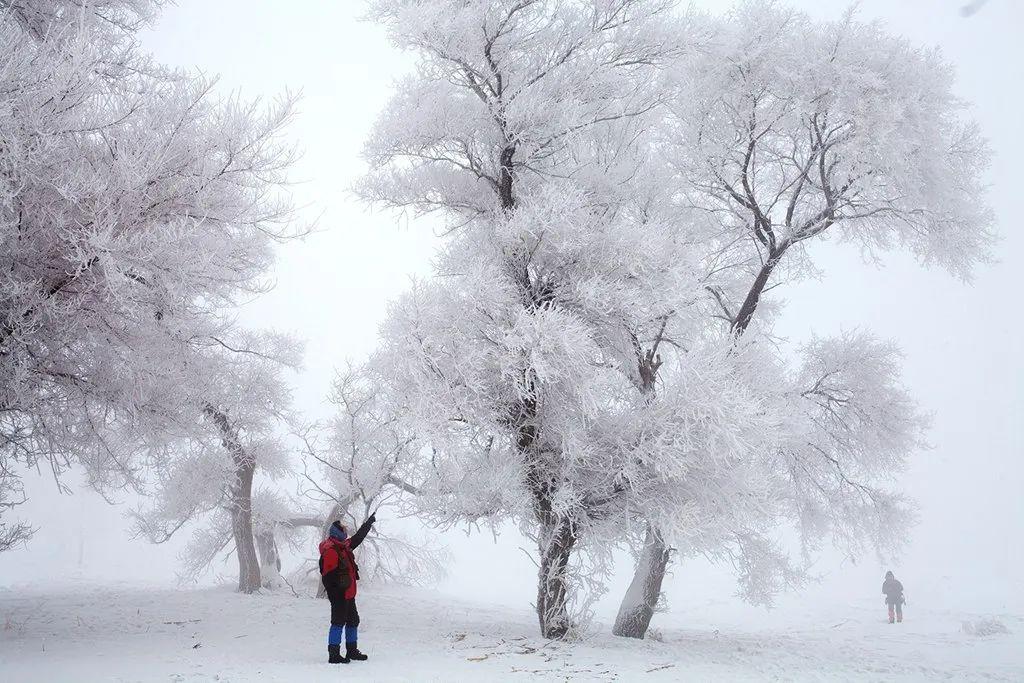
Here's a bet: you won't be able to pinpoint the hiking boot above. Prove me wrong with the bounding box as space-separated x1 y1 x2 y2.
347 642 368 661
328 644 349 664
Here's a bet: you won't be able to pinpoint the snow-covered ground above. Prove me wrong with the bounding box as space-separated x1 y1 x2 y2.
1 583 1021 682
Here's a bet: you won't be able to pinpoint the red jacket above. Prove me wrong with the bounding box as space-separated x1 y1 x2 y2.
318 516 374 600
319 537 359 599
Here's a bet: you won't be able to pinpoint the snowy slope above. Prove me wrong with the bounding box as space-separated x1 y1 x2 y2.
0 583 1021 682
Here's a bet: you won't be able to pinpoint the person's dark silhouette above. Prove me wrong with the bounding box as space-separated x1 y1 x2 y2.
882 570 905 624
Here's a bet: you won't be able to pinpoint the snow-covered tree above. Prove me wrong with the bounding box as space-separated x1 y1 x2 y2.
779 332 926 559
360 0 785 638
296 364 445 596
612 1 992 638
677 2 992 335
301 365 417 517
131 333 300 593
363 0 673 638
166 359 444 596
0 0 298 567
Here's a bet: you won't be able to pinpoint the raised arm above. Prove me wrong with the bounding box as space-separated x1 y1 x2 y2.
349 514 376 550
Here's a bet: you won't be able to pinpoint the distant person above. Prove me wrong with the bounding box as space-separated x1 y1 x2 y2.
319 514 376 664
882 570 905 624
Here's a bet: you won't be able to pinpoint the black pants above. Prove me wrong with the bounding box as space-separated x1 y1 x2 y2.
329 594 360 628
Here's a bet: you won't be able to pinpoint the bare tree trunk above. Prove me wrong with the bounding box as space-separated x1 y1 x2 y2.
500 144 582 638
253 514 334 591
536 514 576 639
519 398 579 640
613 337 670 638
612 525 671 638
731 248 785 335
254 528 280 570
254 526 282 589
229 456 260 593
206 406 261 594
498 136 581 639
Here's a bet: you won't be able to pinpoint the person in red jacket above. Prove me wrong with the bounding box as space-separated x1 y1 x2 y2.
319 514 375 664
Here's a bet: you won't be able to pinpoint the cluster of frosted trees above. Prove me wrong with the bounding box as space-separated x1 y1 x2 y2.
359 0 991 639
1 0 992 640
0 0 303 590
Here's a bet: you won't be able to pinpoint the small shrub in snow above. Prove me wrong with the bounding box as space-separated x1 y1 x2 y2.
961 618 1010 637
